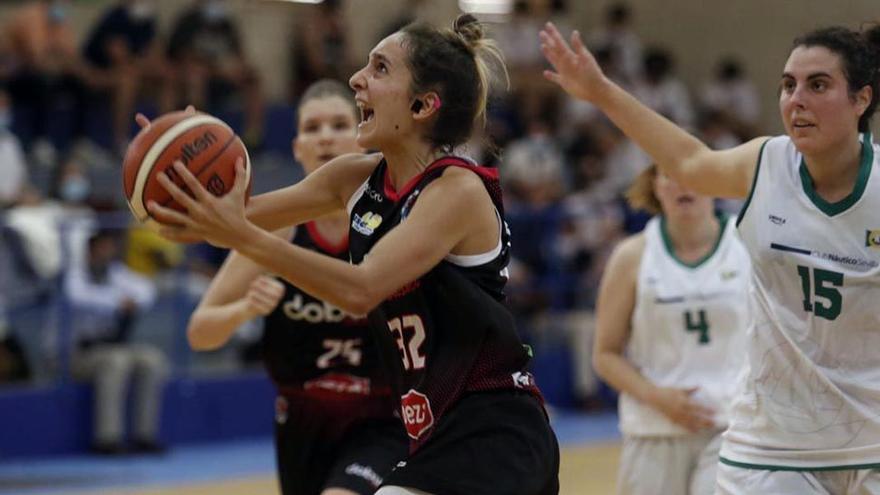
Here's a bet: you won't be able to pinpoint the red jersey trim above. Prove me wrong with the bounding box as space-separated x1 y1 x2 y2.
382 156 500 202
305 221 349 255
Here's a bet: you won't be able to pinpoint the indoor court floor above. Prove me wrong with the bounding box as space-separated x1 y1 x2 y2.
0 411 620 495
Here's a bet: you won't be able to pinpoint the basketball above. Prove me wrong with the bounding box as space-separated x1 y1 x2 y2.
122 110 251 229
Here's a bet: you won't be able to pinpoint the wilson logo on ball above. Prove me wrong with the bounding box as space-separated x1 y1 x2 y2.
174 130 218 167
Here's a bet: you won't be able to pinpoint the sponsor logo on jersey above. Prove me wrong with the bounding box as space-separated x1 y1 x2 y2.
768 214 787 225
352 211 383 235
283 294 348 323
303 373 371 395
721 270 739 280
866 229 880 249
274 396 288 424
364 183 384 203
345 463 383 487
512 371 535 389
400 389 434 440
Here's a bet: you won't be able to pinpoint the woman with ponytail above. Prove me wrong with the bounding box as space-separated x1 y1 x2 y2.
542 20 880 495
144 14 560 495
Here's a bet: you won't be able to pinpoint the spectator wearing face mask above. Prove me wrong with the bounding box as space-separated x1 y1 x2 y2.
166 0 264 148
81 0 175 155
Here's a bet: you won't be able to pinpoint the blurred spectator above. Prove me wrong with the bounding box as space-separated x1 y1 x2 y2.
700 56 761 139
82 0 174 154
633 47 695 130
503 119 570 319
590 2 643 84
590 122 651 197
4 0 89 158
0 324 32 383
494 0 568 131
167 0 264 147
125 226 184 278
0 87 28 208
291 0 354 100
697 110 745 215
65 229 167 455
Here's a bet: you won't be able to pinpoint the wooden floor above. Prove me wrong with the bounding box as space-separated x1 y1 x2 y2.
121 443 621 495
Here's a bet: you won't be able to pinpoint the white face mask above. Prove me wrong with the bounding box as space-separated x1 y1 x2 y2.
60 176 91 203
129 1 155 21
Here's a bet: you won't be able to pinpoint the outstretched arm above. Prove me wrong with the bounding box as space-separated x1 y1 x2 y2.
149 162 495 315
540 23 766 199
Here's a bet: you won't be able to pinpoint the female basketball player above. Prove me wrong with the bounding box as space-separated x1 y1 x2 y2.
185 80 407 495
593 165 750 494
147 14 559 495
541 22 880 494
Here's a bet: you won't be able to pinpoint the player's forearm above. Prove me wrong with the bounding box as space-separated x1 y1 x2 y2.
237 225 378 315
188 299 254 350
594 81 710 183
593 350 659 405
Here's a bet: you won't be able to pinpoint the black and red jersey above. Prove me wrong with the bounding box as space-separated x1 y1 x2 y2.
347 156 541 451
262 222 393 418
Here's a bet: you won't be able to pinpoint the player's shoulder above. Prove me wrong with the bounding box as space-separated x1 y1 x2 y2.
609 232 647 271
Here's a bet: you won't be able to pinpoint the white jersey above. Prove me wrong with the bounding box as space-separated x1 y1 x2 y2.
721 133 880 470
620 215 750 437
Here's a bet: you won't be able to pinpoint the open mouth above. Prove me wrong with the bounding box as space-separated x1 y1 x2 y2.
358 103 375 125
676 195 695 205
792 119 815 129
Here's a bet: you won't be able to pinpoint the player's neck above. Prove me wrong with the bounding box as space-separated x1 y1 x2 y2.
665 211 720 257
802 134 863 204
313 211 349 243
382 139 445 191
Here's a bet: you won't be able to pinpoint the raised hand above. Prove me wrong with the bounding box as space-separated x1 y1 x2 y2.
147 157 253 249
539 22 608 102
649 386 717 433
243 275 286 317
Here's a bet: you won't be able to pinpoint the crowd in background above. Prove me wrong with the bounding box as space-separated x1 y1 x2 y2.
0 0 763 411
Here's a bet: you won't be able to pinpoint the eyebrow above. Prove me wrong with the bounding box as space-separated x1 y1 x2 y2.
781 71 833 80
370 52 392 68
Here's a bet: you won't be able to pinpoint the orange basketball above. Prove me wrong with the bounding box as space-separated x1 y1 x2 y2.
122 111 251 229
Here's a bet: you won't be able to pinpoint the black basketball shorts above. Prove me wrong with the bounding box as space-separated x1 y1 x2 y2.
274 396 409 495
382 390 560 495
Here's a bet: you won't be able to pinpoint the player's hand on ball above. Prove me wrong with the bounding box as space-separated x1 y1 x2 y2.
649 386 716 433
540 22 608 102
243 275 285 317
147 157 252 249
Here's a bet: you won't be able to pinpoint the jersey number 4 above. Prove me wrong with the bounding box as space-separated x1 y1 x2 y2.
683 309 710 344
388 315 427 371
796 265 843 321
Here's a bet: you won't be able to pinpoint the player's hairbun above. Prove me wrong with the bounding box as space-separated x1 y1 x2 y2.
454 13 484 49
